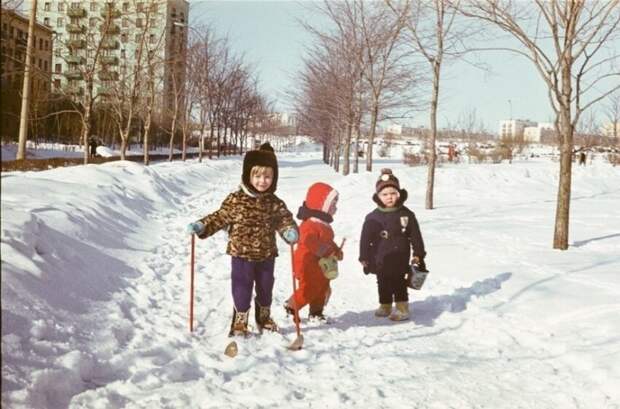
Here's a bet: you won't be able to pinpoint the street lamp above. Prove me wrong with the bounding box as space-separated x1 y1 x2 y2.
508 99 513 120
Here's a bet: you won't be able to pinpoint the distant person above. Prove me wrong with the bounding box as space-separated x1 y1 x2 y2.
284 182 342 323
359 169 427 321
579 151 586 166
186 143 298 337
89 138 98 158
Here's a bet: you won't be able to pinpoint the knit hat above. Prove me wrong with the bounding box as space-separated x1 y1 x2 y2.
375 168 400 193
297 182 338 223
242 144 278 193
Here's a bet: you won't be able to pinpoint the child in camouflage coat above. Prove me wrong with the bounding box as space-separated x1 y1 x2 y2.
187 143 299 337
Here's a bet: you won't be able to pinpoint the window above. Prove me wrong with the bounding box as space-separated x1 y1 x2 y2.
54 79 61 89
58 3 65 11
57 17 64 27
44 60 48 71
150 34 155 44
120 49 126 58
121 33 127 43
71 2 80 9
55 63 62 73
55 48 61 57
38 58 42 69
44 17 50 26
45 40 49 50
134 34 140 43
122 18 128 28
136 18 143 28
39 39 44 50
122 2 129 12
90 2 98 12
137 2 144 12
44 2 51 11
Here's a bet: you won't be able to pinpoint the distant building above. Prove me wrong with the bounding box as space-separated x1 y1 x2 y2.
499 119 537 139
523 123 555 143
1 7 53 138
36 0 188 115
270 112 297 128
600 121 619 139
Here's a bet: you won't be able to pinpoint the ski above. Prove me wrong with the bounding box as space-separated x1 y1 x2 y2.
224 340 238 357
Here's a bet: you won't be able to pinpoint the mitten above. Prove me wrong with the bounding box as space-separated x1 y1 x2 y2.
416 258 428 272
282 228 299 244
186 222 205 236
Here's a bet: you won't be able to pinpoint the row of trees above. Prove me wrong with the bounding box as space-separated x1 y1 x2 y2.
294 0 619 250
3 1 280 165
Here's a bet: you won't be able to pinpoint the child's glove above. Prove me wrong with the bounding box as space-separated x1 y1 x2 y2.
412 256 428 272
282 228 299 244
332 247 344 261
186 222 205 236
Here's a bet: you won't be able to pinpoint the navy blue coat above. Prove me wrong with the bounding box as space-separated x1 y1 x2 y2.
359 190 426 275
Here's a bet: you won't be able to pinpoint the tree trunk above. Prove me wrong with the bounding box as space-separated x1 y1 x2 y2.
168 116 177 162
366 101 379 172
343 120 352 175
425 63 440 210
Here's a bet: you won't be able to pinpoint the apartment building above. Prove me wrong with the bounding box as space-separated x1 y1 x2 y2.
498 119 537 139
36 0 188 114
1 7 53 138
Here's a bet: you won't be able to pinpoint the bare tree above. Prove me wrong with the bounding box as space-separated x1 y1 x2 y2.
388 0 468 209
461 1 620 250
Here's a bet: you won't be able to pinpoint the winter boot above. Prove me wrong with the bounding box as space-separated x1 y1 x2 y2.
389 302 410 321
374 303 392 317
308 305 328 323
255 300 279 333
228 308 250 337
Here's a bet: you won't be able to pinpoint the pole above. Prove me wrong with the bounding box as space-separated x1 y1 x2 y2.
189 234 195 332
17 0 38 160
287 243 303 350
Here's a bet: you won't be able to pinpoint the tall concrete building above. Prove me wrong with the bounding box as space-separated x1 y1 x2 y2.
1 7 53 139
498 119 537 139
36 0 188 116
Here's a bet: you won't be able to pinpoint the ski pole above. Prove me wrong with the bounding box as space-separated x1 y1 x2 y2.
189 233 195 332
288 243 303 350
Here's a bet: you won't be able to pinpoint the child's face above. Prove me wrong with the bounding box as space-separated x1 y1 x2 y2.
378 187 400 208
250 167 274 192
327 197 338 216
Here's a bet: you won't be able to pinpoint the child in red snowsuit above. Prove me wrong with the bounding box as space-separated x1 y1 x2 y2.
285 182 342 322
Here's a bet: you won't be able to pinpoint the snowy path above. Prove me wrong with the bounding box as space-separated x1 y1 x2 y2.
2 154 620 408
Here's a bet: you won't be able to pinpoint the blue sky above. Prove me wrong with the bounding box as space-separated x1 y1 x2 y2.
190 1 612 133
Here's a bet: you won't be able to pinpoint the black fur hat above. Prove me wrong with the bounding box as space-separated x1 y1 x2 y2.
242 144 278 193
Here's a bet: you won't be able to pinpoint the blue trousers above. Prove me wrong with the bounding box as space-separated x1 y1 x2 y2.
231 256 275 312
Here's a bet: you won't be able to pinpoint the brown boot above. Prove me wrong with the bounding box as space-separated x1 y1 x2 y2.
229 308 250 337
389 302 410 321
374 303 392 317
255 301 279 333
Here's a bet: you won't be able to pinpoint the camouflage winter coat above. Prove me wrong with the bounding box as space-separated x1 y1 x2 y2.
198 185 297 261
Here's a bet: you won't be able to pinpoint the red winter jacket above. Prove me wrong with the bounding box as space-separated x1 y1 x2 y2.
291 183 340 309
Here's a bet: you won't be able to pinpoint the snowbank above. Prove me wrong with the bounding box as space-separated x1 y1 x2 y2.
2 154 619 408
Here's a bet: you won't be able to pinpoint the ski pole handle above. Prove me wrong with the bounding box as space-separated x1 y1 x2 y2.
189 234 195 332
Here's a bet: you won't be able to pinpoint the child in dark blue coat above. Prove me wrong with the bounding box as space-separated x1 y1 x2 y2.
359 169 426 321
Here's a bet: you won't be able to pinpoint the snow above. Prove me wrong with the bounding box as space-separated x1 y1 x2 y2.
2 151 620 408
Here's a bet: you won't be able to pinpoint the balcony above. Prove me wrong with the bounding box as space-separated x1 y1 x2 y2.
68 39 86 49
100 24 120 35
65 55 85 64
15 37 27 48
100 56 119 65
100 8 121 19
64 70 83 80
97 86 113 96
65 86 84 96
98 71 119 81
66 24 86 33
101 39 119 50
67 7 86 18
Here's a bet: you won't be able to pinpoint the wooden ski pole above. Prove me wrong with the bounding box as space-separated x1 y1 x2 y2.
189 233 195 332
288 243 303 350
